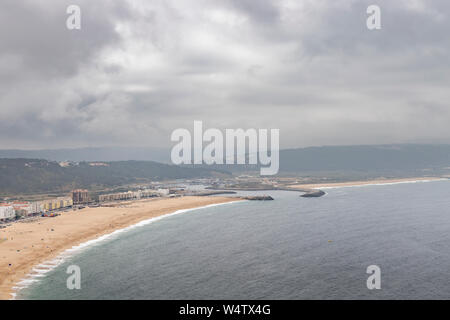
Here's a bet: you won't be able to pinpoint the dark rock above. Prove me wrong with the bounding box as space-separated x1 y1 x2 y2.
300 190 325 198
243 196 274 201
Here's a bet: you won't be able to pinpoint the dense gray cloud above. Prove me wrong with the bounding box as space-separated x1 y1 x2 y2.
0 0 449 149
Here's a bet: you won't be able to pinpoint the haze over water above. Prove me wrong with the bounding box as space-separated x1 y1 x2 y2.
20 180 450 299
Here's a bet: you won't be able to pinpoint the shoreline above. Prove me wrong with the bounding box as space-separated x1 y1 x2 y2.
288 177 446 190
0 196 240 300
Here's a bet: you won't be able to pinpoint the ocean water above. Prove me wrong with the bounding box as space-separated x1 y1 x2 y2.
18 180 450 299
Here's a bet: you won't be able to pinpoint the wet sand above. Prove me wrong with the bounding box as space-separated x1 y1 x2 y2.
0 196 238 300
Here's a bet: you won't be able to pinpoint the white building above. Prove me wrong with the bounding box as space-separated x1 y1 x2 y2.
0 205 15 220
156 189 169 196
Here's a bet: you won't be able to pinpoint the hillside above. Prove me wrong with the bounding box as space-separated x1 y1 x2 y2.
2 144 449 175
192 144 450 177
0 159 229 195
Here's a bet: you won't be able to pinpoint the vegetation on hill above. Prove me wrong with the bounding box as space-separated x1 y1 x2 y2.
0 159 229 195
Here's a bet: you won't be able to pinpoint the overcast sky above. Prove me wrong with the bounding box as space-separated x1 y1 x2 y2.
1 0 449 149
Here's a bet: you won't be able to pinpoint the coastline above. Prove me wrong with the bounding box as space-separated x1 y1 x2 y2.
288 177 446 190
0 196 240 300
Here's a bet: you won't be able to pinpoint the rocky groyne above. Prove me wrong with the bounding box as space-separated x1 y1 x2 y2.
300 190 326 198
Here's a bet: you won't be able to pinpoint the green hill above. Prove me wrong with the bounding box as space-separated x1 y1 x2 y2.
0 159 229 195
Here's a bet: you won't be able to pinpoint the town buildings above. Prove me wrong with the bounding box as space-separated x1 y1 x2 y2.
0 196 74 222
98 189 167 202
0 186 171 223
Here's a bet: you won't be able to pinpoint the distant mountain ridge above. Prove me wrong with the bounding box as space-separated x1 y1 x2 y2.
279 144 450 172
0 147 171 163
189 144 450 176
2 144 449 171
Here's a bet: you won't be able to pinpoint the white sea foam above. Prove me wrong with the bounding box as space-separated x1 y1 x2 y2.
11 200 243 300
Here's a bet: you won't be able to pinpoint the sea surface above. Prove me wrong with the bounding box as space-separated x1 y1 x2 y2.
18 179 450 299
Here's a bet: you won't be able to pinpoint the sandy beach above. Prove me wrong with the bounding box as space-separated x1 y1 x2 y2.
0 196 238 300
288 177 444 190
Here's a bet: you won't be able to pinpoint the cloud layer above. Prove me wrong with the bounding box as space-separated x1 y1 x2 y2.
1 0 450 149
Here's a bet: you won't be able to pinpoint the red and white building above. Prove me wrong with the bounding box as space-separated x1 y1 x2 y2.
11 201 41 217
